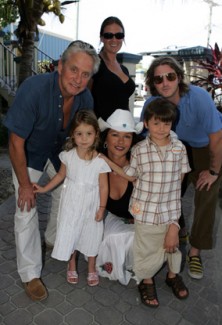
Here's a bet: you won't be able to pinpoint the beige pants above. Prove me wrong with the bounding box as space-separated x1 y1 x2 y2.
133 221 181 282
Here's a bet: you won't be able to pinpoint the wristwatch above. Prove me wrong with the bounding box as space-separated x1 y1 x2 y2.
209 169 219 176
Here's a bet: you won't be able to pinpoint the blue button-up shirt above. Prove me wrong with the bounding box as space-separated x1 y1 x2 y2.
4 71 93 171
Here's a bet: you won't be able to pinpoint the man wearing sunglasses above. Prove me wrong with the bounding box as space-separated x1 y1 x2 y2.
141 56 222 281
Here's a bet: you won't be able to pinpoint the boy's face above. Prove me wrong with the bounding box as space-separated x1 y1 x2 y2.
144 116 172 144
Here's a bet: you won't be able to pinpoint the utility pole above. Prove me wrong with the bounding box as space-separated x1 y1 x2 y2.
76 0 79 40
203 0 221 46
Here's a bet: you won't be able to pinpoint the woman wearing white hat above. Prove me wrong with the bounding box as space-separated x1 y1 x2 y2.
96 109 143 285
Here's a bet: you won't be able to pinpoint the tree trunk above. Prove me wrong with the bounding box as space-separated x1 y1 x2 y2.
16 0 44 86
18 32 35 86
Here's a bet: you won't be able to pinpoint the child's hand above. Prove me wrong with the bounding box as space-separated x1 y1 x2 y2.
32 183 46 194
95 207 105 222
164 224 179 253
98 153 109 164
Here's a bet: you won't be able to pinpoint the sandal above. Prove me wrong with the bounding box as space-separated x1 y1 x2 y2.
165 273 189 299
138 280 159 308
87 272 99 287
67 270 78 284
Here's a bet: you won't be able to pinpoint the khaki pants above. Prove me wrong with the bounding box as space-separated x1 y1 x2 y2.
12 160 62 282
13 167 43 283
133 221 181 282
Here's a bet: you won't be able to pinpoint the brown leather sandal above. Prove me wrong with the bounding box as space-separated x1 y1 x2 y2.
138 280 159 308
165 274 189 299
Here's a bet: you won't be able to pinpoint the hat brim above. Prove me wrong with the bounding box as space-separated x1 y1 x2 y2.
98 118 143 134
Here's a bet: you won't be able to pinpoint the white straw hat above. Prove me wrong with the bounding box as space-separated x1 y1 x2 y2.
98 109 143 134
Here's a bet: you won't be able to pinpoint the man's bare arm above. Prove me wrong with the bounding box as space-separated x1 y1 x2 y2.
9 132 35 211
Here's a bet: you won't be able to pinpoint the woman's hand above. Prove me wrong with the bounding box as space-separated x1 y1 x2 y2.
95 207 105 222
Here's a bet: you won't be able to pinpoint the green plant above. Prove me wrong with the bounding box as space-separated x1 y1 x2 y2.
189 43 222 111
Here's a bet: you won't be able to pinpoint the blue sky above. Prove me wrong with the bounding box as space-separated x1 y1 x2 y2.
41 0 222 54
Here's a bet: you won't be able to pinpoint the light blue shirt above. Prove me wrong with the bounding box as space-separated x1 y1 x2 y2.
141 85 222 147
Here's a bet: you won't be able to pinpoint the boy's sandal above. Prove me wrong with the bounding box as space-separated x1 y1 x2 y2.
67 270 79 284
165 274 189 299
138 280 159 308
87 272 99 287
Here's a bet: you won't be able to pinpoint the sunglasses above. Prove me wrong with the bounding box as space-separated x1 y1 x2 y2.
102 32 125 40
153 72 177 84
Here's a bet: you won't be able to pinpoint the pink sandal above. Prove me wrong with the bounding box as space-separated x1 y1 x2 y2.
87 272 99 286
67 270 78 284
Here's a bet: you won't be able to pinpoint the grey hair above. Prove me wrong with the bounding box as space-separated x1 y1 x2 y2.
61 40 100 75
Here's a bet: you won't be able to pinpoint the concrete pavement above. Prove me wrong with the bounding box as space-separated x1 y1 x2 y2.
0 175 222 324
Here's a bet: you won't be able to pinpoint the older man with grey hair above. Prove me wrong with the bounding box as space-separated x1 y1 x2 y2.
4 40 100 301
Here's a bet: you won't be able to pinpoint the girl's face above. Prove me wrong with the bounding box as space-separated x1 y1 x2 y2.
106 129 133 159
72 123 97 150
100 23 124 54
144 116 172 144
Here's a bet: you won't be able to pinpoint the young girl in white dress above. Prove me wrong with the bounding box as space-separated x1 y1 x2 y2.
34 110 111 286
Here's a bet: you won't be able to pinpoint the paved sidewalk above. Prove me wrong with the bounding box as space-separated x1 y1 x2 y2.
0 182 222 324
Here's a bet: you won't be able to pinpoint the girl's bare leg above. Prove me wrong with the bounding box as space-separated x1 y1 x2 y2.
88 256 96 273
68 251 77 271
67 251 78 284
87 256 99 286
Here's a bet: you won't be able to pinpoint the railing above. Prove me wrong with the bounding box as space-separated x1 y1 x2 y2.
0 41 54 102
0 41 17 94
34 46 54 74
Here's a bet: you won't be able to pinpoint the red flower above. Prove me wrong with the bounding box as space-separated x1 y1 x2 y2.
101 262 113 274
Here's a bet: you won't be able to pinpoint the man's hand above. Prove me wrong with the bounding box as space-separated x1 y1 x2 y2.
18 183 36 212
196 170 218 191
9 132 36 212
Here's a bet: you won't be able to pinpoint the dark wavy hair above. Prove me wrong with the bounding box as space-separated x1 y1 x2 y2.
99 129 143 161
145 56 189 97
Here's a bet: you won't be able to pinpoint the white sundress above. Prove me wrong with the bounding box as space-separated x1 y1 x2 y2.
51 149 111 261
